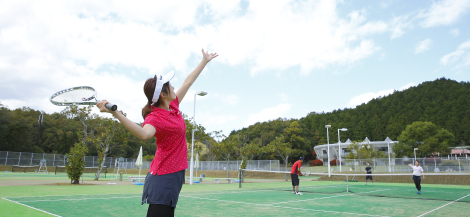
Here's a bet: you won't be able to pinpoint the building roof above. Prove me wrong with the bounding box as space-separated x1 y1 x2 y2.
451 149 470 154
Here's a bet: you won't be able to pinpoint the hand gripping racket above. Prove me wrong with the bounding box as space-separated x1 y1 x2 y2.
50 86 117 111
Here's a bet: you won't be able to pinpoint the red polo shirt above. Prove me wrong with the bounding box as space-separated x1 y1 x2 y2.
143 96 188 176
291 161 301 174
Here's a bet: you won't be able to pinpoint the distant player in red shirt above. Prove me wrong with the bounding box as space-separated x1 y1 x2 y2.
291 157 304 195
97 49 218 217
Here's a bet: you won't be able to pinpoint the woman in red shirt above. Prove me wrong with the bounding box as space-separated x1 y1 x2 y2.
97 49 217 217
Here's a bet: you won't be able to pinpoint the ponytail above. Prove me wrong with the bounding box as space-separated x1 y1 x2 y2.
141 102 153 120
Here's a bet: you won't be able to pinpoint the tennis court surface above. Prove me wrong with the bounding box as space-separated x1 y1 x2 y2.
2 172 470 217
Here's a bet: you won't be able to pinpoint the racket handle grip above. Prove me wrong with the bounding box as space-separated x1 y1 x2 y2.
105 103 117 111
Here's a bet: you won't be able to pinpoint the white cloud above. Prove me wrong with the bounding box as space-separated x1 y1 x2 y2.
387 0 470 39
440 39 470 67
221 94 240 105
0 0 387 111
449 28 460 37
347 83 415 108
414 38 432 54
417 0 470 28
243 103 292 127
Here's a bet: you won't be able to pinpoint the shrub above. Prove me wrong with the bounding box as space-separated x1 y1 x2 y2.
66 143 88 184
310 159 323 166
330 159 342 166
425 157 441 164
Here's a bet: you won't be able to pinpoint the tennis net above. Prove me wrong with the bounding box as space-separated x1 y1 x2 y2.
11 165 40 173
239 169 470 203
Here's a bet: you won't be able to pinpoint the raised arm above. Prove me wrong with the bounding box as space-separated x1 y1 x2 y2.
176 49 218 104
97 100 156 140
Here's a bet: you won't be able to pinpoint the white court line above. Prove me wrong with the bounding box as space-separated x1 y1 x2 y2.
15 196 141 203
6 192 141 199
271 189 390 205
181 195 389 217
270 194 349 205
416 193 470 217
2 197 62 217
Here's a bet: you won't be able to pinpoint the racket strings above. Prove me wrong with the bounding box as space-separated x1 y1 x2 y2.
53 89 96 103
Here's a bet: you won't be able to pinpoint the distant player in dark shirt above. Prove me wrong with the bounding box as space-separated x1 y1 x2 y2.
365 163 373 185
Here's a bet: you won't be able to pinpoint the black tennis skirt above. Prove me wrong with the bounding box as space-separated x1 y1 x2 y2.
141 170 185 208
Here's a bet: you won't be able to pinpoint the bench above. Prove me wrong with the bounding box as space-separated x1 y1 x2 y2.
213 178 234 184
186 177 204 182
128 176 146 182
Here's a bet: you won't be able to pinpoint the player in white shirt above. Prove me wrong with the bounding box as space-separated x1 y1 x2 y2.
408 160 425 194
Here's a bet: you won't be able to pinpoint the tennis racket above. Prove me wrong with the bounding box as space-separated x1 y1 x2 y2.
50 86 117 111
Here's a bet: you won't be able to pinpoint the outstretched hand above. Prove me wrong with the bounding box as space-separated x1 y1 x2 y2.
202 48 218 63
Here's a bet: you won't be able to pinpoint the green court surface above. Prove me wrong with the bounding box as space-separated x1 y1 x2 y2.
1 172 470 216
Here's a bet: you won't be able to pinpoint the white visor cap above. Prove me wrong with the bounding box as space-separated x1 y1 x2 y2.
151 70 175 103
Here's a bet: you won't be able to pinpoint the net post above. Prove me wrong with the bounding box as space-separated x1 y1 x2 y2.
239 169 242 188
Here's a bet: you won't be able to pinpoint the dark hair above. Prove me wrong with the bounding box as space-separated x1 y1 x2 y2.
415 160 419 165
141 76 170 119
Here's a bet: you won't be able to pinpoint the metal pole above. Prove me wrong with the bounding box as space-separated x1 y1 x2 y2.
190 94 196 185
30 153 33 166
326 126 330 177
36 114 43 148
5 151 8 165
18 152 21 166
338 129 341 172
388 142 391 172
53 154 55 167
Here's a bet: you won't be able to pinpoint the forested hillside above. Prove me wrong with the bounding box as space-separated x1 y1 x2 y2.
0 105 211 159
229 78 470 162
1 78 469 162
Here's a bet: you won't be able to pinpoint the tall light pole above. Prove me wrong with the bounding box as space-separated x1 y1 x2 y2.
190 91 207 185
337 128 347 172
325 125 331 177
414 148 419 163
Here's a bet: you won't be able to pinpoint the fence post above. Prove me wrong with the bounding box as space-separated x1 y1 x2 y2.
217 161 219 170
458 158 461 173
93 156 95 167
18 152 21 166
5 151 8 165
64 155 66 165
270 160 272 171
30 153 33 166
53 154 55 167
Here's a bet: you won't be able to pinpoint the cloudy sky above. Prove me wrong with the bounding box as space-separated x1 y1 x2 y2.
1 0 470 136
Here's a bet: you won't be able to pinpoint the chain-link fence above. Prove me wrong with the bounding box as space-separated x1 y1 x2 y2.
0 151 139 169
193 160 280 171
0 151 280 171
328 157 470 173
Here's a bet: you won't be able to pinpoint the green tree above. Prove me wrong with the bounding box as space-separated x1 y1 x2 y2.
393 121 454 158
61 105 96 143
66 142 88 184
211 131 237 178
263 135 292 181
88 115 129 180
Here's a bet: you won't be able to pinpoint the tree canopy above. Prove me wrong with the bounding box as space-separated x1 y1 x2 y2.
393 121 454 158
